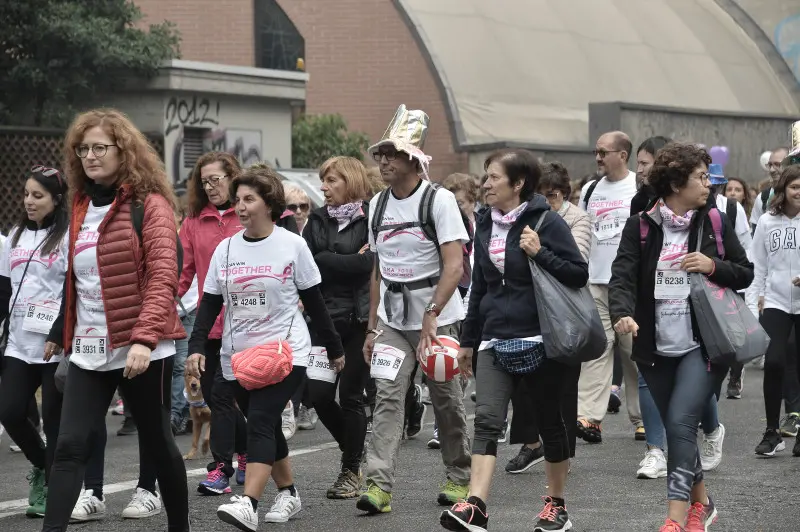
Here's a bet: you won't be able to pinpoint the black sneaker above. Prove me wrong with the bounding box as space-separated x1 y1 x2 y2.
117 417 137 436
440 500 488 532
533 496 572 531
755 429 785 456
405 385 425 439
607 388 621 414
793 434 800 457
505 445 545 474
726 377 742 399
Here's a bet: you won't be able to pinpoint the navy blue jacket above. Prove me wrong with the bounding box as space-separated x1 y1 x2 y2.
460 195 589 348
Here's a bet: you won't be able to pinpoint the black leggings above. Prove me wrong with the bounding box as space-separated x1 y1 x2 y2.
308 323 370 473
0 357 61 483
211 366 306 467
43 358 188 532
761 309 800 429
509 364 581 457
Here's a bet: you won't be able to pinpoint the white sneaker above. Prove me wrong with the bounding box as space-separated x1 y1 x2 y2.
296 405 318 430
70 488 106 522
700 423 725 471
281 402 296 440
636 448 667 479
122 487 162 519
217 495 258 531
263 489 301 523
420 385 431 404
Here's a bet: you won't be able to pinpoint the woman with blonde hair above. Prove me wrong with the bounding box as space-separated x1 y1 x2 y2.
304 156 374 498
43 108 189 531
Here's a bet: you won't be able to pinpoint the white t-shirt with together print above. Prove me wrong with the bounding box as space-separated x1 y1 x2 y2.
71 203 175 371
368 181 468 331
0 227 67 364
580 172 638 284
654 225 699 356
204 227 321 381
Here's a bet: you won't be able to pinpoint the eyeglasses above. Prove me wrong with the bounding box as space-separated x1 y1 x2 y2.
75 144 118 158
31 165 64 188
201 175 228 188
542 190 560 199
593 149 621 158
287 203 310 213
372 150 399 162
695 172 711 183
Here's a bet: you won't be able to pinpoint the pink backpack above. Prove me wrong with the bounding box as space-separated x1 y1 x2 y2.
639 208 725 258
231 340 294 390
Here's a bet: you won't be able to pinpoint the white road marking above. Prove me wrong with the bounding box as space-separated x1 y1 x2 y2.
0 441 340 519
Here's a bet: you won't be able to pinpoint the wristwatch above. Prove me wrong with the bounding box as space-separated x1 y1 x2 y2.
425 302 442 317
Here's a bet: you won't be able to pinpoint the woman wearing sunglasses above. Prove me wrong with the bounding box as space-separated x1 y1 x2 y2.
42 108 190 532
0 165 69 518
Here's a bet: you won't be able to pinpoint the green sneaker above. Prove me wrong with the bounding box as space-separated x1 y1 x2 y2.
25 485 47 517
26 467 45 506
356 481 392 514
437 479 469 506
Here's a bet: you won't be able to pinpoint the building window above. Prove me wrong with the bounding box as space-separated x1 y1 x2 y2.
182 127 208 169
254 0 305 71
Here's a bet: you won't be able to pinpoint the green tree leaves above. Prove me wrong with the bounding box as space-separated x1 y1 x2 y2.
292 113 370 168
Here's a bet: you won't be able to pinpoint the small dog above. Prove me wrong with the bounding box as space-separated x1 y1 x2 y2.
182 373 211 460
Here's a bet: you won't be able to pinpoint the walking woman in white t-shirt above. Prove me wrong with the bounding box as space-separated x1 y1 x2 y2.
0 165 68 518
186 165 344 530
748 164 800 458
42 109 190 532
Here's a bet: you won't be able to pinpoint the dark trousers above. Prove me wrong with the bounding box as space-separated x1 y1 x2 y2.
761 309 800 428
308 323 370 472
473 351 569 462
42 358 188 532
0 358 61 483
783 327 800 413
203 339 247 475
211 366 306 468
509 363 581 458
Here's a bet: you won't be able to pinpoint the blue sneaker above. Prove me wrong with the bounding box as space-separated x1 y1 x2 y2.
198 463 231 495
235 453 247 485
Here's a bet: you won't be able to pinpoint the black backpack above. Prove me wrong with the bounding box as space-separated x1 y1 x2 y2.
582 178 600 210
724 196 738 228
761 188 771 212
131 199 187 313
370 184 473 257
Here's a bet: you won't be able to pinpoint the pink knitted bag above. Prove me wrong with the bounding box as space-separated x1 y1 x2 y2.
231 340 293 390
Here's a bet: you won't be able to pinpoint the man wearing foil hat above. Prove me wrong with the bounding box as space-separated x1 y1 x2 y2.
358 105 471 515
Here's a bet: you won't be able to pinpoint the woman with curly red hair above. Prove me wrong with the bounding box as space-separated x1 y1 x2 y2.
42 109 189 531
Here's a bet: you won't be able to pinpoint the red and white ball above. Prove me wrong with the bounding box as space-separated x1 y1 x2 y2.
422 335 460 383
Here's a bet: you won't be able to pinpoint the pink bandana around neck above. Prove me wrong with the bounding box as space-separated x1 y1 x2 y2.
658 200 695 231
327 202 362 224
491 202 528 229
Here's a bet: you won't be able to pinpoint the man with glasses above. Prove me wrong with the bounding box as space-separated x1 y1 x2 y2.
357 105 470 516
750 146 789 230
577 131 643 444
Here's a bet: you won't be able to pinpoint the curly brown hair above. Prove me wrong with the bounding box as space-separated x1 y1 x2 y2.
186 152 243 217
63 108 176 210
769 165 800 215
648 142 712 199
230 165 287 222
443 173 479 203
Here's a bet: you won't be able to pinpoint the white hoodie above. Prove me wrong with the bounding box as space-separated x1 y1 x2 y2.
747 212 800 315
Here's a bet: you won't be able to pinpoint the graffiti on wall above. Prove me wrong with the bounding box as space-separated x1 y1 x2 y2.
164 96 220 136
775 14 800 83
163 96 264 187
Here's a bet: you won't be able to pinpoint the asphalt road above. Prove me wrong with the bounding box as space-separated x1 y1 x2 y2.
0 369 796 531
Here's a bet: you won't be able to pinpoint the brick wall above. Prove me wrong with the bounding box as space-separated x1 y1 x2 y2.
276 0 467 178
134 0 467 176
134 0 255 67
